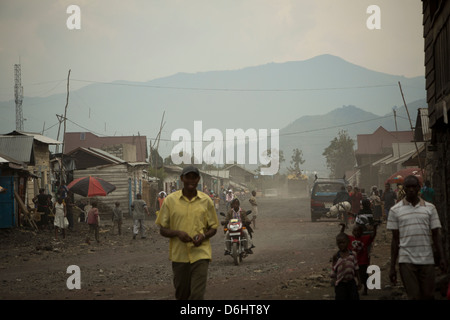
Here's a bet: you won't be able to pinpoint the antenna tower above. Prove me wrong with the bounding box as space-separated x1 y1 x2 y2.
14 64 24 131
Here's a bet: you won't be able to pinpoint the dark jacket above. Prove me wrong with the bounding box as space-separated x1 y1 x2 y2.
333 191 350 205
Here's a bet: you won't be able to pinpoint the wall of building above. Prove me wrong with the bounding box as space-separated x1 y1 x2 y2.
430 122 450 258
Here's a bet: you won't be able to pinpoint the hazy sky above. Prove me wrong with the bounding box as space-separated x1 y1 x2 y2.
0 0 424 101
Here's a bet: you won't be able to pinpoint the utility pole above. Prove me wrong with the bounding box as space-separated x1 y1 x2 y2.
55 114 64 154
398 81 424 177
150 111 166 167
393 108 401 161
14 63 24 131
60 70 71 184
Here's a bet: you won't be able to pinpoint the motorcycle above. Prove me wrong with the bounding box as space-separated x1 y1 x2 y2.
220 210 252 266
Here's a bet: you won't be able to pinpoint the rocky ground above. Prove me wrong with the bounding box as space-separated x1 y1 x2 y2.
0 197 448 303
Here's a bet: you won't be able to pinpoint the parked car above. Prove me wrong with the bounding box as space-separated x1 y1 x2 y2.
310 178 347 222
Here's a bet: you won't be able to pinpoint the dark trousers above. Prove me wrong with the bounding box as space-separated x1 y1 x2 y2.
172 259 209 300
86 224 99 242
359 264 369 291
67 210 74 230
399 263 435 300
335 279 360 300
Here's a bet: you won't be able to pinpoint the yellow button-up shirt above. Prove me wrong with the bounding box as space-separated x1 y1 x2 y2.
155 190 219 263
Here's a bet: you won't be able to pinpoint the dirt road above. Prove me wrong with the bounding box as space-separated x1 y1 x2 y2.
0 196 427 301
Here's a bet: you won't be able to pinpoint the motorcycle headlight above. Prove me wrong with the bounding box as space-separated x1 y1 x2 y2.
229 224 240 232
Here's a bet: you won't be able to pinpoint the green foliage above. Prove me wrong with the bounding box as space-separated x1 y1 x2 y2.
288 148 305 174
322 130 355 178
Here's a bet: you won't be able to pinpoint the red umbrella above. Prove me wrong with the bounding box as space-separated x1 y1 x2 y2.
385 167 424 185
67 176 116 197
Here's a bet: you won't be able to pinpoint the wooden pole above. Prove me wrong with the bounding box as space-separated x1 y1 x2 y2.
60 70 71 184
398 81 424 178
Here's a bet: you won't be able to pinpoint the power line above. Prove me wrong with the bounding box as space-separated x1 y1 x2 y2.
63 113 400 144
150 114 398 143
70 78 397 92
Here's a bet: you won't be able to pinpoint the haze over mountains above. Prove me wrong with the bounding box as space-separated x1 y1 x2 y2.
0 54 426 175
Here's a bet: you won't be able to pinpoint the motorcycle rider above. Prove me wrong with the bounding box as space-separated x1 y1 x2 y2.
224 198 253 255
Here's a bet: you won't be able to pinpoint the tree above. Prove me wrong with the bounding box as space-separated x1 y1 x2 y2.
322 130 355 178
149 147 164 168
288 148 305 174
256 149 285 175
149 147 166 191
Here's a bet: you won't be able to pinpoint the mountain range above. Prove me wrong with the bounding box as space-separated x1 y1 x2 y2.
0 54 426 175
279 98 425 174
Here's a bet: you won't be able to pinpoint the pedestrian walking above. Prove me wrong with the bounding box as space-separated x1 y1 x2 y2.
333 185 351 227
395 183 406 203
355 198 375 235
58 181 68 200
86 202 100 244
420 180 435 204
32 188 50 229
112 201 123 235
248 190 258 229
155 165 219 300
65 192 75 231
156 191 166 214
131 193 150 239
381 183 396 221
350 187 362 224
387 175 448 300
369 187 382 222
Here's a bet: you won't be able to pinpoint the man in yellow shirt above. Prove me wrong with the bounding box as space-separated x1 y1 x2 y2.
155 165 219 300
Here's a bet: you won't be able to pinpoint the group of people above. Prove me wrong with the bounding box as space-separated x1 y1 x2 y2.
86 193 150 243
331 175 447 300
32 184 77 240
333 179 431 229
32 186 99 243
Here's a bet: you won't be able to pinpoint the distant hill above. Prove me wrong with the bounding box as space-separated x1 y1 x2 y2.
0 54 426 173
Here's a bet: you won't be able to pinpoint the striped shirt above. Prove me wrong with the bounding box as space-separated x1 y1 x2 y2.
331 251 359 286
387 198 441 264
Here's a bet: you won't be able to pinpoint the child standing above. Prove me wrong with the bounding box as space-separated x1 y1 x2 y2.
345 223 378 295
53 198 66 240
112 201 123 235
86 202 100 244
330 231 361 300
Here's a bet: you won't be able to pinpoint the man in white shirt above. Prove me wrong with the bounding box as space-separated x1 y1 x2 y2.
387 175 447 299
131 193 150 239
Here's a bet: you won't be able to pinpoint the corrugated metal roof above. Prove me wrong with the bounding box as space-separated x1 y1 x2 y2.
87 147 127 164
128 162 149 166
0 152 22 164
371 154 392 166
0 136 34 162
371 143 423 166
6 131 61 145
67 147 125 165
419 108 431 141
203 170 230 179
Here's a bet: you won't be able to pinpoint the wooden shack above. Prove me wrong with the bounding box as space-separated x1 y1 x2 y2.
66 147 156 218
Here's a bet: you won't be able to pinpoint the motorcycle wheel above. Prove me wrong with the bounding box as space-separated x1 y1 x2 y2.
232 242 240 266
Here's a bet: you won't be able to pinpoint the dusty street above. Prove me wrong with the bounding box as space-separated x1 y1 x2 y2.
0 196 440 301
